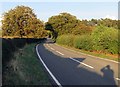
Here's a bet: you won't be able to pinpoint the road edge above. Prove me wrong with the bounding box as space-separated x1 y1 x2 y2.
36 44 62 87
55 43 119 64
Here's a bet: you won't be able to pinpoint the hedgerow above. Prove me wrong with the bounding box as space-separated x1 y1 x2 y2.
56 26 118 54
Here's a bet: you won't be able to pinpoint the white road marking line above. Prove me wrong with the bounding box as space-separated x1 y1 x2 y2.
46 44 55 51
44 44 51 49
50 47 55 50
56 51 64 56
69 57 94 69
116 78 120 81
69 57 80 63
55 44 119 64
36 45 62 87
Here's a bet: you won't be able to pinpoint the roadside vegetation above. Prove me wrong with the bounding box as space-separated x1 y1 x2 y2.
57 26 118 54
2 6 51 85
3 38 51 85
46 13 119 61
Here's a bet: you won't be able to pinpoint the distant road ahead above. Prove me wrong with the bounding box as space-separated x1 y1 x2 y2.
36 38 119 86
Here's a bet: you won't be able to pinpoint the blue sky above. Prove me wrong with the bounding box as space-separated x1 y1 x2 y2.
0 0 119 2
0 2 118 22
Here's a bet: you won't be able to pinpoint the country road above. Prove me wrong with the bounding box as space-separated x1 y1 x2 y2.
36 38 119 86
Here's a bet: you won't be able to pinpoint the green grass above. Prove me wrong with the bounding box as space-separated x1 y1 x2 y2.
4 43 51 85
56 44 118 62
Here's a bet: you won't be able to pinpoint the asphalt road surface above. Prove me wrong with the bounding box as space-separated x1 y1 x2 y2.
36 38 119 87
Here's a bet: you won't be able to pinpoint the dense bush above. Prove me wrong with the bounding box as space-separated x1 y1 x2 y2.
56 26 118 54
91 26 118 54
73 35 93 51
56 35 74 46
56 34 93 51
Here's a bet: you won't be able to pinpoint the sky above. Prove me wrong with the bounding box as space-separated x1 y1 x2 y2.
0 1 119 23
0 0 119 2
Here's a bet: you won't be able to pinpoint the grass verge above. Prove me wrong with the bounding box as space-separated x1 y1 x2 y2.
3 43 51 85
56 44 118 62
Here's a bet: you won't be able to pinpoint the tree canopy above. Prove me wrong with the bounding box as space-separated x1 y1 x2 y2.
2 6 118 39
2 5 47 38
45 12 93 39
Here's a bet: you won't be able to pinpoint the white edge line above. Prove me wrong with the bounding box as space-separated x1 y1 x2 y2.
56 51 64 55
69 57 94 69
45 44 64 56
55 44 119 64
36 44 62 87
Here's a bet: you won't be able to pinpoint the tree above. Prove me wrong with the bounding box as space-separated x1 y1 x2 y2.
89 18 118 29
46 12 93 39
45 13 79 38
2 5 47 38
72 23 93 35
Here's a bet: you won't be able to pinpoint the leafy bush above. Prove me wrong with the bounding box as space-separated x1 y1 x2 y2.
73 35 93 51
56 34 74 46
91 26 118 54
56 26 118 54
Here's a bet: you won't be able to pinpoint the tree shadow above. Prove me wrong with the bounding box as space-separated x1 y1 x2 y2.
2 38 46 85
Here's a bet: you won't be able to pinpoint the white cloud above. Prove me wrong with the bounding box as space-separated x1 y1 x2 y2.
104 15 117 20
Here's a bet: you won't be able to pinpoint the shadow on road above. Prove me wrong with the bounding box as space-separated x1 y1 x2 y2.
101 65 116 85
38 43 117 86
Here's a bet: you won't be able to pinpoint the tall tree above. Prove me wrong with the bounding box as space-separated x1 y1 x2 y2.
46 13 77 38
46 12 93 39
2 5 47 38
